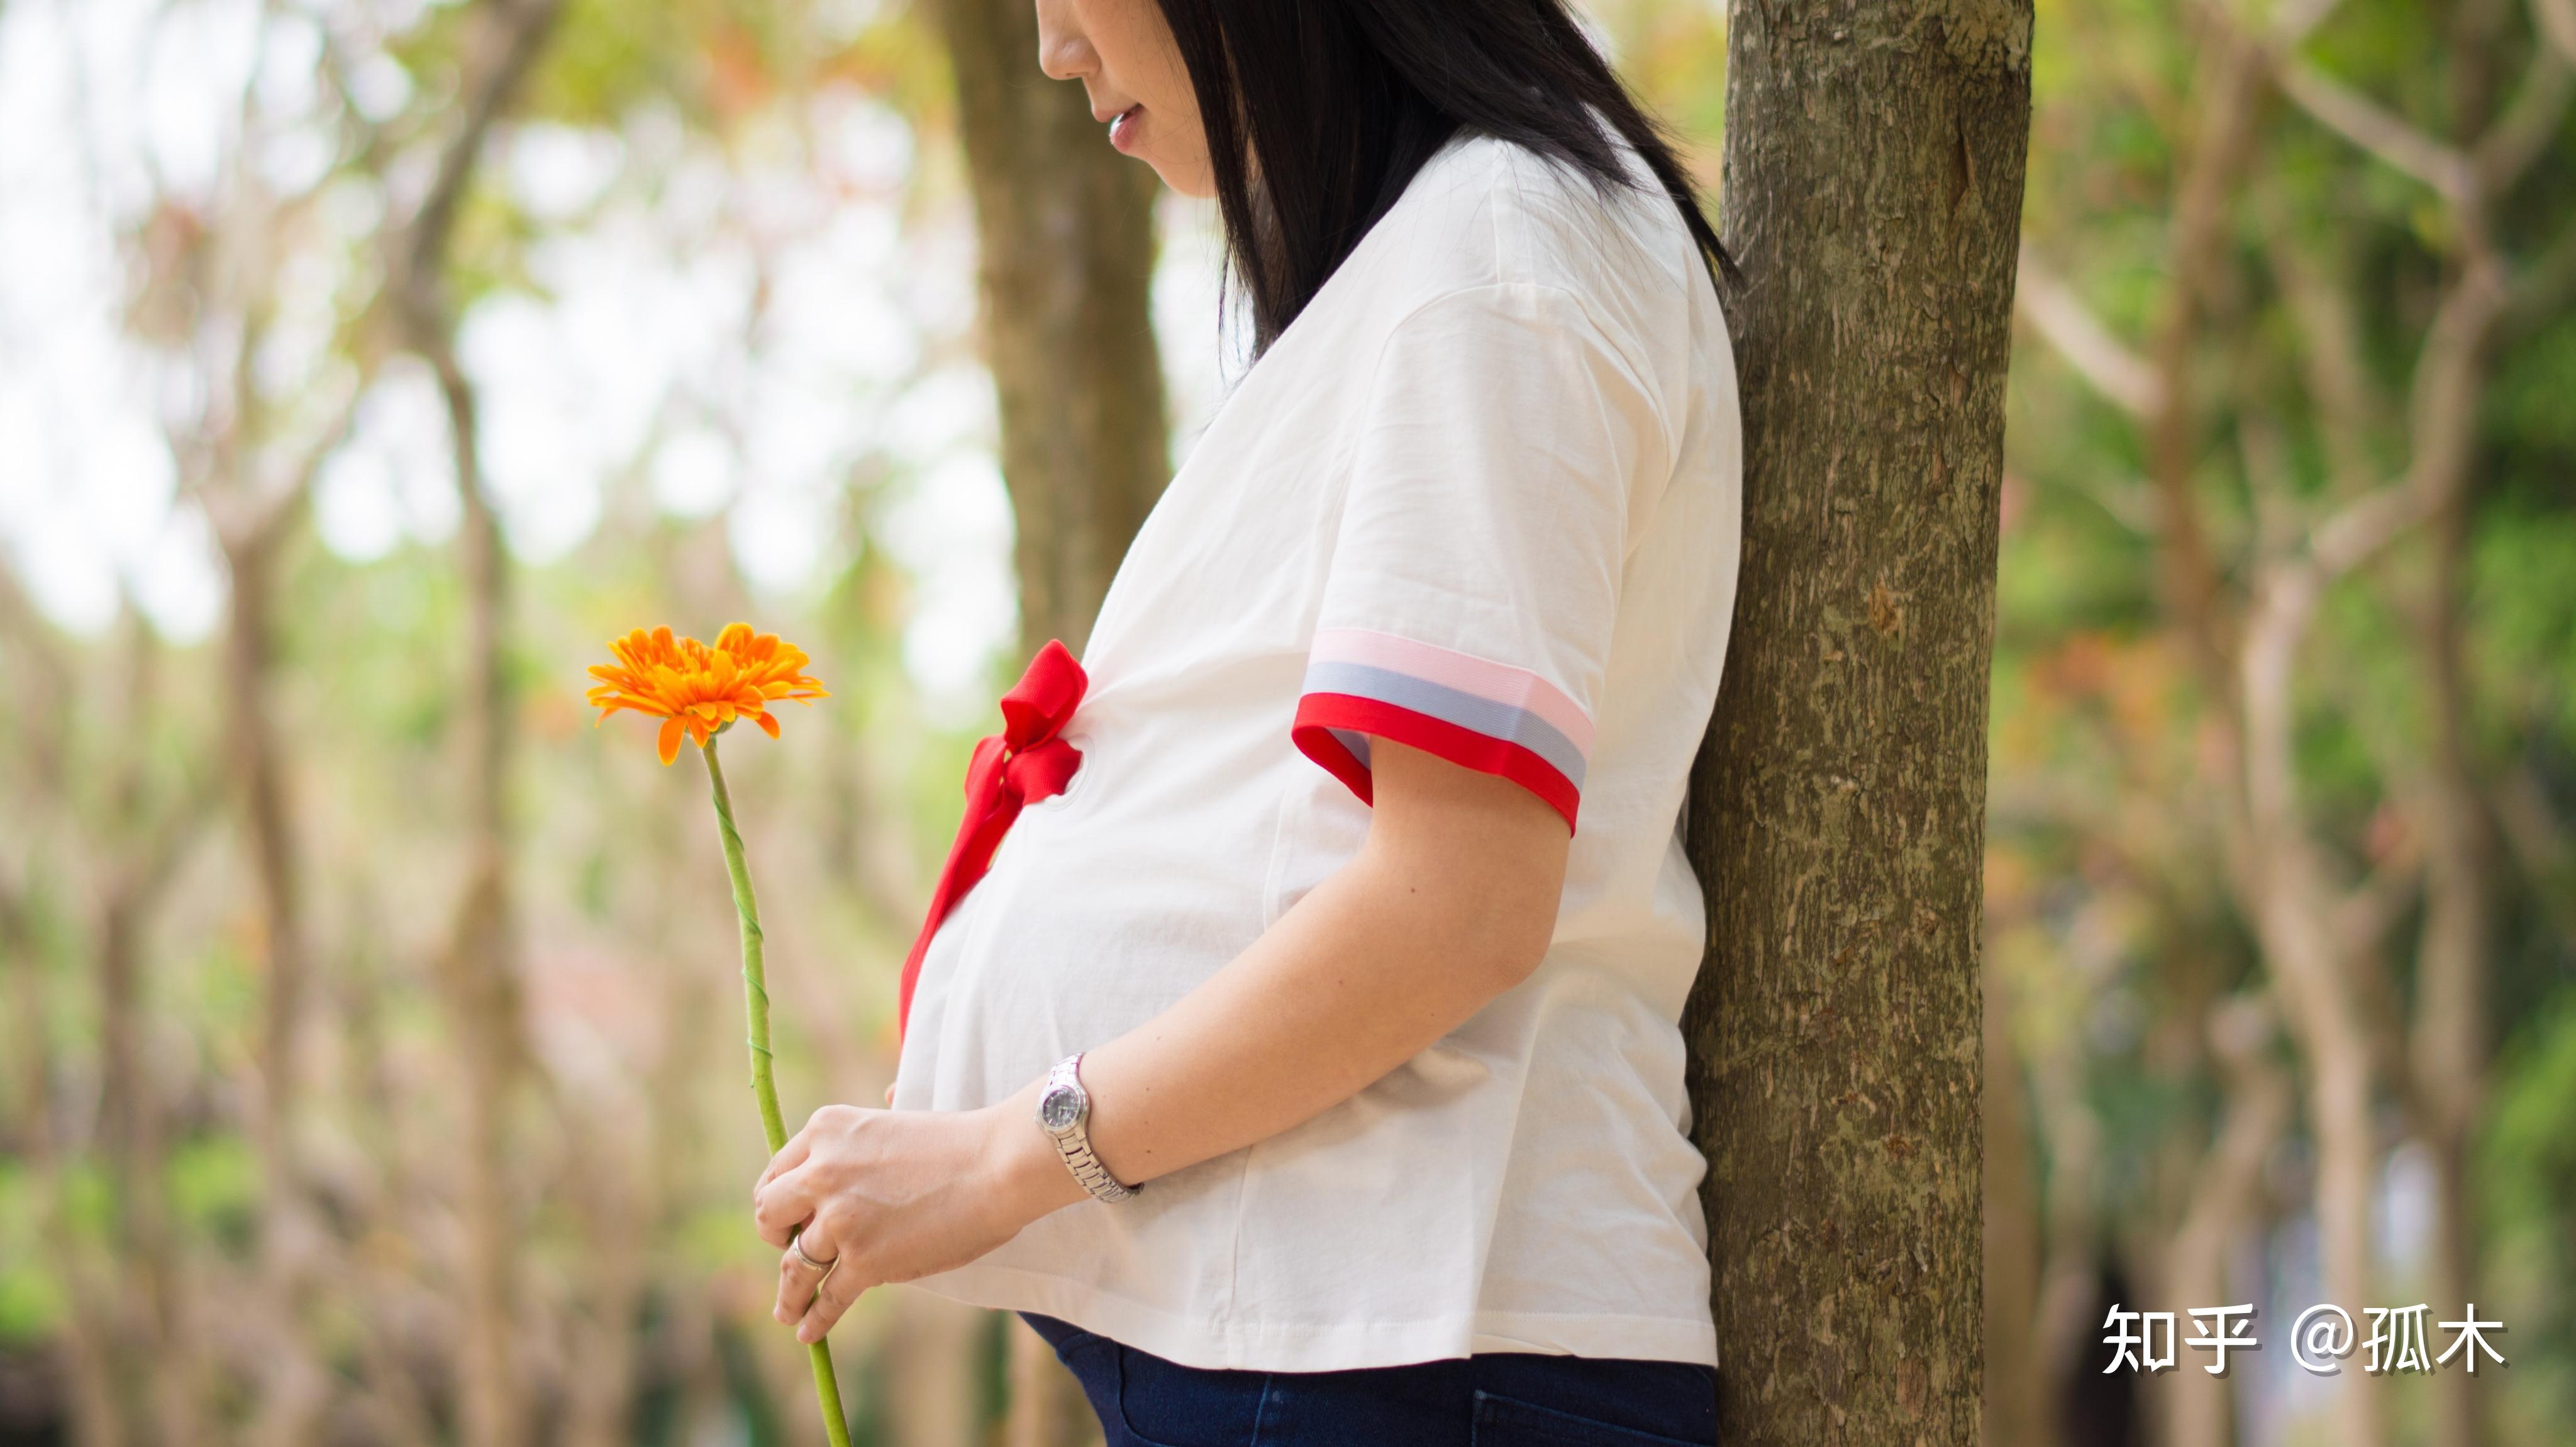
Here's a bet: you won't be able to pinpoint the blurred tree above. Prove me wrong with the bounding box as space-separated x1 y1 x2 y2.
1680 4 2031 1447
378 4 569 1444
80 621 214 1447
2007 0 2575 1438
0 0 1019 1441
0 574 125 1447
95 1 384 1436
1984 953 2048 1447
154 168 367 1447
926 0 1169 660
105 637 202 1447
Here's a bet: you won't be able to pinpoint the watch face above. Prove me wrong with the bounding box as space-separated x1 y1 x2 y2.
1038 1083 1084 1133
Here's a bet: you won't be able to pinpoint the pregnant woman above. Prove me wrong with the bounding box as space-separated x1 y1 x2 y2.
751 1 1742 1441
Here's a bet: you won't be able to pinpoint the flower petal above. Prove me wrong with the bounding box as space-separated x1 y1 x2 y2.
590 624 824 758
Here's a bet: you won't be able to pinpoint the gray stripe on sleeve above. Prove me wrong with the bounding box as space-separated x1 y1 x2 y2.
1299 660 1587 789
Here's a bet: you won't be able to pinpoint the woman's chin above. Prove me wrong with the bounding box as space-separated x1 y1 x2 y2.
1139 154 1218 201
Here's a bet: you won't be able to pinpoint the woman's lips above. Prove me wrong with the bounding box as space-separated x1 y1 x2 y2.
1108 105 1143 154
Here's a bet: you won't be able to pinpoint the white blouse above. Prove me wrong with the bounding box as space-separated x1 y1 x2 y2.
894 126 1743 1373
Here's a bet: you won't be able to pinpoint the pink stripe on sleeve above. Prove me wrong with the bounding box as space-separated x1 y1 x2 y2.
1307 628 1595 755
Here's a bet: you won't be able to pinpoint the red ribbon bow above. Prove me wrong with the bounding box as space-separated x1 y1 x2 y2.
897 640 1088 1038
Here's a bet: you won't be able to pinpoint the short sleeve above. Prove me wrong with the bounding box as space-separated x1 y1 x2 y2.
1292 284 1667 832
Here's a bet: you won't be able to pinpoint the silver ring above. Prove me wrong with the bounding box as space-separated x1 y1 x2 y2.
787 1231 838 1283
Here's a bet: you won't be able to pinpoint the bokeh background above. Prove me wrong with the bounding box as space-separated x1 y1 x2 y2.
0 0 2570 1444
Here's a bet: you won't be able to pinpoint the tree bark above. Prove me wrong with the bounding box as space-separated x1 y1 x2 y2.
926 0 1170 660
1680 0 2031 1439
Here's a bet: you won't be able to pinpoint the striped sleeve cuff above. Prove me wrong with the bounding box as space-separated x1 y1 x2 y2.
1291 628 1593 831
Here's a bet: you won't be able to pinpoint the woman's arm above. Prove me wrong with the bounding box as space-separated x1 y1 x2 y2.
751 738 1570 1342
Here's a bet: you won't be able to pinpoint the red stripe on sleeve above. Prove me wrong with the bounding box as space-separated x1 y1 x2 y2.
1292 693 1580 831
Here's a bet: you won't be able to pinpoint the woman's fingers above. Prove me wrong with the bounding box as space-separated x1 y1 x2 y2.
750 1165 816 1249
754 1122 818 1195
774 1220 840 1324
794 1237 872 1344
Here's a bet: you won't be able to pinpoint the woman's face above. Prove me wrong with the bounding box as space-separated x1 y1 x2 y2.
1034 0 1213 198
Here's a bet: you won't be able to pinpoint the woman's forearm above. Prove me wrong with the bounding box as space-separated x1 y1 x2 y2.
981 740 1572 1217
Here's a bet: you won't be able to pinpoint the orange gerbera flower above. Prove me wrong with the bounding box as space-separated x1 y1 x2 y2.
586 623 830 764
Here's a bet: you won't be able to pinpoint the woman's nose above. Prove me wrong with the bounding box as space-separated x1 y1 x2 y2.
1033 0 1094 81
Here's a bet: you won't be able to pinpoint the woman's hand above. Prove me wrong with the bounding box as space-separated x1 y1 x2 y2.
753 1092 1082 1342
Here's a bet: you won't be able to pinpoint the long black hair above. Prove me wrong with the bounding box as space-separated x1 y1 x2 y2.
1151 0 1732 355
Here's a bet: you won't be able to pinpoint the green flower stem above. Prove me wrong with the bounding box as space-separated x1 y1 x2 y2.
701 736 855 1447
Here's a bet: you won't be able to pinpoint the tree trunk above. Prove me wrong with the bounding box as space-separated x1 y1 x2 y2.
1680 0 2031 1439
384 6 565 1444
89 626 208 1447
2237 555 2389 1447
559 1094 648 1447
926 0 1170 660
426 330 538 1447
2151 1000 2287 1447
219 519 335 1447
2412 14 2513 1442
926 4 1165 1441
2411 430 2494 1447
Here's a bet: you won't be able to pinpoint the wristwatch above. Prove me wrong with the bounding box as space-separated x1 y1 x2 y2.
1036 1054 1138 1203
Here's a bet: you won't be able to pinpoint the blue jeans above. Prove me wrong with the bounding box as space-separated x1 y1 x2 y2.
1021 1315 1718 1446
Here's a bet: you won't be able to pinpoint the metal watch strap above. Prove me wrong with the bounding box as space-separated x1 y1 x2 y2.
1045 1054 1138 1203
